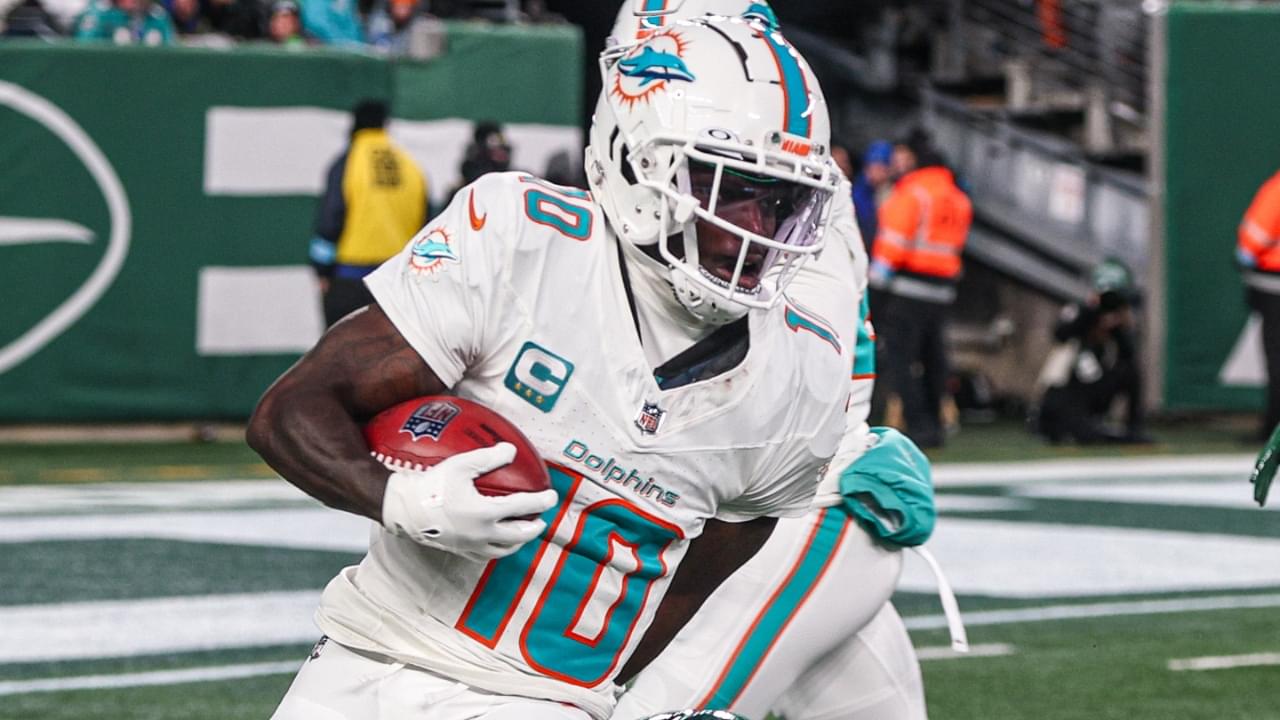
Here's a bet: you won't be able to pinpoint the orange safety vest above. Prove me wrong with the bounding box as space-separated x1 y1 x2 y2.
872 166 972 283
1239 170 1280 274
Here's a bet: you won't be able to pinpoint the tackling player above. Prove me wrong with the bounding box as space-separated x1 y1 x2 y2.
608 2 962 719
248 16 855 720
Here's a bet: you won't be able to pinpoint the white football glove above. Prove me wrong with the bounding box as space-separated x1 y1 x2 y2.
380 442 558 561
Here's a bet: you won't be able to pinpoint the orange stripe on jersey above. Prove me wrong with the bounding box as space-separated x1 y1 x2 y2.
695 508 851 708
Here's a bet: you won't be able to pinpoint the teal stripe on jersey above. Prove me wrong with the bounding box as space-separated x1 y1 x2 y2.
759 30 811 138
853 294 875 379
702 508 848 708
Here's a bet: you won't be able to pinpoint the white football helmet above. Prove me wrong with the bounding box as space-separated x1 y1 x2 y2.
586 16 839 324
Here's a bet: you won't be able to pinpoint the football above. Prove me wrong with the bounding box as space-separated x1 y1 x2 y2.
363 395 551 496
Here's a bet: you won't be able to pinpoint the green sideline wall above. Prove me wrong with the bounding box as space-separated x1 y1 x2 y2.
0 25 581 422
1163 2 1280 410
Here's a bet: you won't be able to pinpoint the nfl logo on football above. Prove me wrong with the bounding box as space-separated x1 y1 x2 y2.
400 400 461 441
635 402 665 435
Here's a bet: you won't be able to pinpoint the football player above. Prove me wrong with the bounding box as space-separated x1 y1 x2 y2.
607 3 961 719
248 16 856 720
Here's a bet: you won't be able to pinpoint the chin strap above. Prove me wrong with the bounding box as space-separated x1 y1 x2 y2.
668 267 750 326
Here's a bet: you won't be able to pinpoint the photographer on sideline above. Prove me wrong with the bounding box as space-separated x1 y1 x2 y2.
1033 258 1152 445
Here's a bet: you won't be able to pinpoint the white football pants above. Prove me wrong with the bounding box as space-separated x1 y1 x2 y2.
613 507 925 720
271 638 594 720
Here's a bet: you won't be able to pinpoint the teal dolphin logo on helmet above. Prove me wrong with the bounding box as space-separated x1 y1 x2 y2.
619 46 696 86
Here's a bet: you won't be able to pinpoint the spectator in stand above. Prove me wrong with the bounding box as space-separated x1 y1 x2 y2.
161 0 209 35
298 0 360 45
73 0 176 44
446 121 512 203
366 0 441 57
266 0 308 45
310 99 429 326
1034 258 1150 445
870 129 972 449
3 0 63 36
206 0 266 39
853 139 893 253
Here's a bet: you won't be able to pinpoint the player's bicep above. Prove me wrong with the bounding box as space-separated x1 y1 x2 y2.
279 303 448 419
680 517 777 594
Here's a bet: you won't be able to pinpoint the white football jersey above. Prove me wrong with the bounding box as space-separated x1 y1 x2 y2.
313 172 854 719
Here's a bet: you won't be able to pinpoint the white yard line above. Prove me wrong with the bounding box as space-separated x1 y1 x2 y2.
1168 652 1280 672
933 455 1254 487
904 593 1280 631
0 591 323 663
0 480 305 514
916 643 1015 661
0 507 370 552
1012 478 1279 510
0 660 300 697
900 521 1280 597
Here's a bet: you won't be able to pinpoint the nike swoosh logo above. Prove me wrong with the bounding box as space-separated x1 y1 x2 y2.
468 190 486 231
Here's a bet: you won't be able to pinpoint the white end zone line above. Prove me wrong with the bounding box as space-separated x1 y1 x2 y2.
0 660 300 697
1168 652 1280 672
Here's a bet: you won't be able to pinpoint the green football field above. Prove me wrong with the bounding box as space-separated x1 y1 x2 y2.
1 434 1277 720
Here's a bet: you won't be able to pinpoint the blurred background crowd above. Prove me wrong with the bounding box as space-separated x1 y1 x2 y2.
0 0 564 52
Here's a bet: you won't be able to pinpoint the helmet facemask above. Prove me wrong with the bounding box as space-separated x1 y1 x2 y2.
620 127 837 324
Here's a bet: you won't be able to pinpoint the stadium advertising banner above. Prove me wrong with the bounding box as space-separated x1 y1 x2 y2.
1162 4 1280 410
0 29 581 422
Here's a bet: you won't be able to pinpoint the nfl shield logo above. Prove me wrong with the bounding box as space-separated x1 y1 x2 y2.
400 400 461 441
635 402 666 435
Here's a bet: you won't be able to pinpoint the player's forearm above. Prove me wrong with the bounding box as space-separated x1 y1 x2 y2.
619 516 777 681
247 376 390 522
620 586 707 682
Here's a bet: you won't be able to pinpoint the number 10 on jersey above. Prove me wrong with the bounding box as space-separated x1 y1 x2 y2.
456 464 684 687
